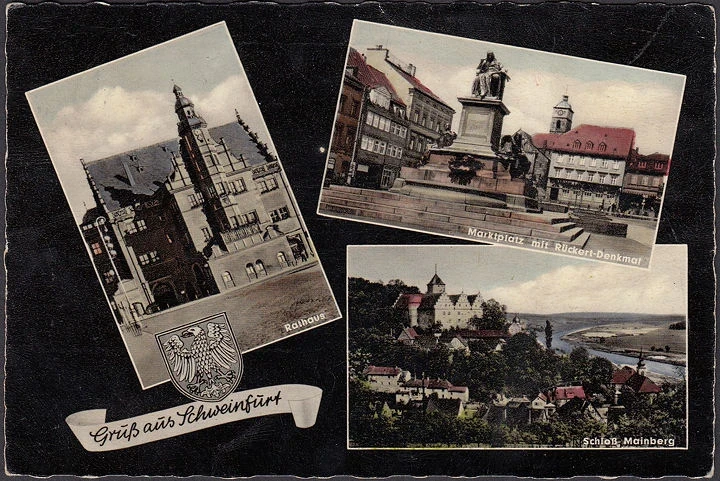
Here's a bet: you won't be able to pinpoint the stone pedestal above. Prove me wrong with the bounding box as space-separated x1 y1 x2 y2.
392 93 538 212
439 96 510 158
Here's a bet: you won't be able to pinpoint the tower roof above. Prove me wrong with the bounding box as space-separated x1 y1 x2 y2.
428 273 445 286
173 84 194 110
554 94 573 111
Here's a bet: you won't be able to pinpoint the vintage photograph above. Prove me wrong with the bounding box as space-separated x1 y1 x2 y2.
25 22 340 389
319 21 686 268
347 244 687 449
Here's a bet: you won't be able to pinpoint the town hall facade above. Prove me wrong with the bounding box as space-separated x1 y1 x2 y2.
81 86 314 325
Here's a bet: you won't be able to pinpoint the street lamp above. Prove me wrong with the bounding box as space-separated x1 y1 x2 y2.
94 216 137 326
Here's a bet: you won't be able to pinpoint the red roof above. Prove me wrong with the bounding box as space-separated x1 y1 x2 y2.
532 124 636 159
347 48 406 107
553 386 586 400
364 365 401 376
625 373 662 394
394 293 425 309
388 61 451 109
626 151 671 175
612 366 636 384
397 327 418 340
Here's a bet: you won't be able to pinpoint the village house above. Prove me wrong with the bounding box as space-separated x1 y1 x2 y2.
363 365 411 393
395 377 470 404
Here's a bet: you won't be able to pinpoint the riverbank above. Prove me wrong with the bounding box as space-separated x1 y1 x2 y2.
561 321 686 368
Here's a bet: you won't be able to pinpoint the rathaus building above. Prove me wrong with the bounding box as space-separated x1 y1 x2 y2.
80 85 314 325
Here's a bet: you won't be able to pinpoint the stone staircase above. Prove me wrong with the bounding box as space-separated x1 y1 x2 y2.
319 185 590 247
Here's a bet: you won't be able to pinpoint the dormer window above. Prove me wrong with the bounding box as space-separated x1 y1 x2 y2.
599 142 607 152
585 141 593 150
573 140 581 149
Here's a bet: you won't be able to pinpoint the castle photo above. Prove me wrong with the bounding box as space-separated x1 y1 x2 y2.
347 245 687 449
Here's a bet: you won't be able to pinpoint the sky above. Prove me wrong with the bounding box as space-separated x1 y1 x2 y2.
348 20 685 156
347 244 687 316
26 22 275 223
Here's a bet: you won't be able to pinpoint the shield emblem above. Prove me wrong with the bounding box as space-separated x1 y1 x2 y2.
156 312 243 402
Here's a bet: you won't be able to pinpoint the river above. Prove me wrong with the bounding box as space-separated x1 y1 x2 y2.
551 324 685 379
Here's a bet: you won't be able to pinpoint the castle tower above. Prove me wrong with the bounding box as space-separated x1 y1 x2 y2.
426 266 446 295
549 95 574 134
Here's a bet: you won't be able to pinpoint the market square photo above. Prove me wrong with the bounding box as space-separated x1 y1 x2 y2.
347 244 687 449
26 22 340 389
319 21 686 268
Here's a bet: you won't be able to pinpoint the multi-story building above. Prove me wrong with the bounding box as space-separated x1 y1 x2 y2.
394 271 484 330
533 96 635 210
81 85 314 325
327 68 364 181
342 48 411 189
620 151 670 216
363 46 455 168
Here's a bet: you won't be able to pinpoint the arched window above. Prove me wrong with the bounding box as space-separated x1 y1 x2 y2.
255 260 266 276
585 141 593 150
555 120 561 129
277 252 288 267
573 140 581 149
599 142 607 152
222 271 235 289
245 263 257 279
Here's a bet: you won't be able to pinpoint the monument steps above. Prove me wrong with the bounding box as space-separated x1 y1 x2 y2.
320 186 589 245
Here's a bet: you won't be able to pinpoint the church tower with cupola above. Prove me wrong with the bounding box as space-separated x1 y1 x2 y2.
549 94 574 134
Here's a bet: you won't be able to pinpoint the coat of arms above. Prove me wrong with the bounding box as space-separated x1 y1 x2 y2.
156 313 243 402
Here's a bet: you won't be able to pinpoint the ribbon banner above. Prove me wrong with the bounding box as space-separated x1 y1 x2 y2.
66 384 322 452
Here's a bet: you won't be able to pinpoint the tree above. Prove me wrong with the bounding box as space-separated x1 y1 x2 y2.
470 299 507 330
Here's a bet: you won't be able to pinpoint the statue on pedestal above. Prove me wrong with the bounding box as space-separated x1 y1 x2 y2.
471 52 509 100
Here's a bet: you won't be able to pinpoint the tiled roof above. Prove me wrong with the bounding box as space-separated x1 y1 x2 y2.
347 48 406 107
427 273 445 286
397 327 418 340
364 365 401 376
393 293 424 309
386 61 452 110
625 373 662 394
85 122 267 212
612 366 636 384
626 151 671 175
532 124 636 159
553 386 586 400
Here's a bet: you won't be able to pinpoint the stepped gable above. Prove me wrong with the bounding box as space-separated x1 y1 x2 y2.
85 121 267 211
532 124 635 159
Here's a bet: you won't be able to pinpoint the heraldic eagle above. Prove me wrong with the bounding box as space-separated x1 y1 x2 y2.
163 322 238 398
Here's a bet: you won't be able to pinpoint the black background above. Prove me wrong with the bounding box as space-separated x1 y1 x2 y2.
5 3 715 477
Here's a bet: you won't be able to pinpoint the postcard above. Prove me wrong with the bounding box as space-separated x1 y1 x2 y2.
319 21 686 269
347 244 687 449
25 22 341 389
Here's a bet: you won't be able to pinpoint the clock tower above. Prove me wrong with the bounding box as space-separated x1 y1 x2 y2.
549 94 573 134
